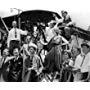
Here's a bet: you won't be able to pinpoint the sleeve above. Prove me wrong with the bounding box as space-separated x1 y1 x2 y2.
36 55 42 68
61 36 69 44
7 31 11 48
20 29 28 35
73 55 81 70
37 56 43 73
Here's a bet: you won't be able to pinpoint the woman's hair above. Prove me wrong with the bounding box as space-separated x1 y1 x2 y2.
3 48 9 52
62 51 71 58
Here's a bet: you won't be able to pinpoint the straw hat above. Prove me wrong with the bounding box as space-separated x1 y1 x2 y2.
28 43 37 50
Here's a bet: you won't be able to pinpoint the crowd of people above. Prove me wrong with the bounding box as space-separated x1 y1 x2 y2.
0 10 90 82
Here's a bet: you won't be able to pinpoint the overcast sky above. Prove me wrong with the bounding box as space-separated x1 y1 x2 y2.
0 0 90 30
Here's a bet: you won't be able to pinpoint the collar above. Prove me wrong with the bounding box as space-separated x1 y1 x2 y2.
81 51 90 57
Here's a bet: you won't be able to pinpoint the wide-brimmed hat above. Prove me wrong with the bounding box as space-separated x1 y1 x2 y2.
28 43 37 50
64 27 70 30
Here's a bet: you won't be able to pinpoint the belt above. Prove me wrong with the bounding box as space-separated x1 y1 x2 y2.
11 40 20 42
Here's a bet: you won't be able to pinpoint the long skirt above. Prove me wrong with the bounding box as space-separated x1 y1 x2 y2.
43 45 62 74
23 70 38 82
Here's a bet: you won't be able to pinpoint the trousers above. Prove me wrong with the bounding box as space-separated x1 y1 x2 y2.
9 40 20 55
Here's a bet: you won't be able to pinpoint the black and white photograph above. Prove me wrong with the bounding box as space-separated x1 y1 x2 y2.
0 0 90 83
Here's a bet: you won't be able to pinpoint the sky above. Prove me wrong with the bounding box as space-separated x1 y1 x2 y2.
0 0 90 30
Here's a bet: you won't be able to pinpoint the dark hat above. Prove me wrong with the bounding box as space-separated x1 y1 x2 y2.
81 43 90 48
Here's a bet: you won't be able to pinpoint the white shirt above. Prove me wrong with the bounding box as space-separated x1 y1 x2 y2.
7 28 27 47
45 27 56 42
74 54 83 70
74 52 90 73
80 52 90 72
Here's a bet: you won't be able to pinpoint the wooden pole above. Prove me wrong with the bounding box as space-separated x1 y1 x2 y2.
0 17 9 32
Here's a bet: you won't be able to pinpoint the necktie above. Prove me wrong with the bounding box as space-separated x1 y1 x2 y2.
15 28 17 38
80 55 85 67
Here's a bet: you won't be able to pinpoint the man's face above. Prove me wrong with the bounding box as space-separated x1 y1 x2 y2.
3 49 9 57
26 36 31 43
12 21 17 28
29 47 35 54
82 46 90 54
33 31 38 37
71 35 76 40
64 28 70 36
13 48 19 57
71 48 79 58
49 23 54 28
62 13 67 18
63 52 69 61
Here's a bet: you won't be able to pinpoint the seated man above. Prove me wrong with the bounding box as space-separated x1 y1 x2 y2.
73 43 90 82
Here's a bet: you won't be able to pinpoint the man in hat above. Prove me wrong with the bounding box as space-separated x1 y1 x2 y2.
61 11 72 25
61 10 76 28
7 21 28 55
24 43 43 82
73 42 90 82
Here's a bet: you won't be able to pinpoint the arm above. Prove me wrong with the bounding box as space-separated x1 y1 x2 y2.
23 45 30 56
4 56 15 63
66 22 76 27
20 29 28 35
36 56 43 75
61 36 69 44
7 31 11 48
39 58 43 72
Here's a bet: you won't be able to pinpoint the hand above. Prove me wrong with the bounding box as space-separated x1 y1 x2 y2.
6 68 9 72
73 69 81 73
37 71 40 75
25 30 28 35
81 79 88 82
28 68 32 71
53 14 56 17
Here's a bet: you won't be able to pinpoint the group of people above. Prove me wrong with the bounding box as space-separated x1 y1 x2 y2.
0 10 90 82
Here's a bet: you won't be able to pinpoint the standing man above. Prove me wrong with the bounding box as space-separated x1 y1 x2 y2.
8 48 23 82
7 21 28 55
